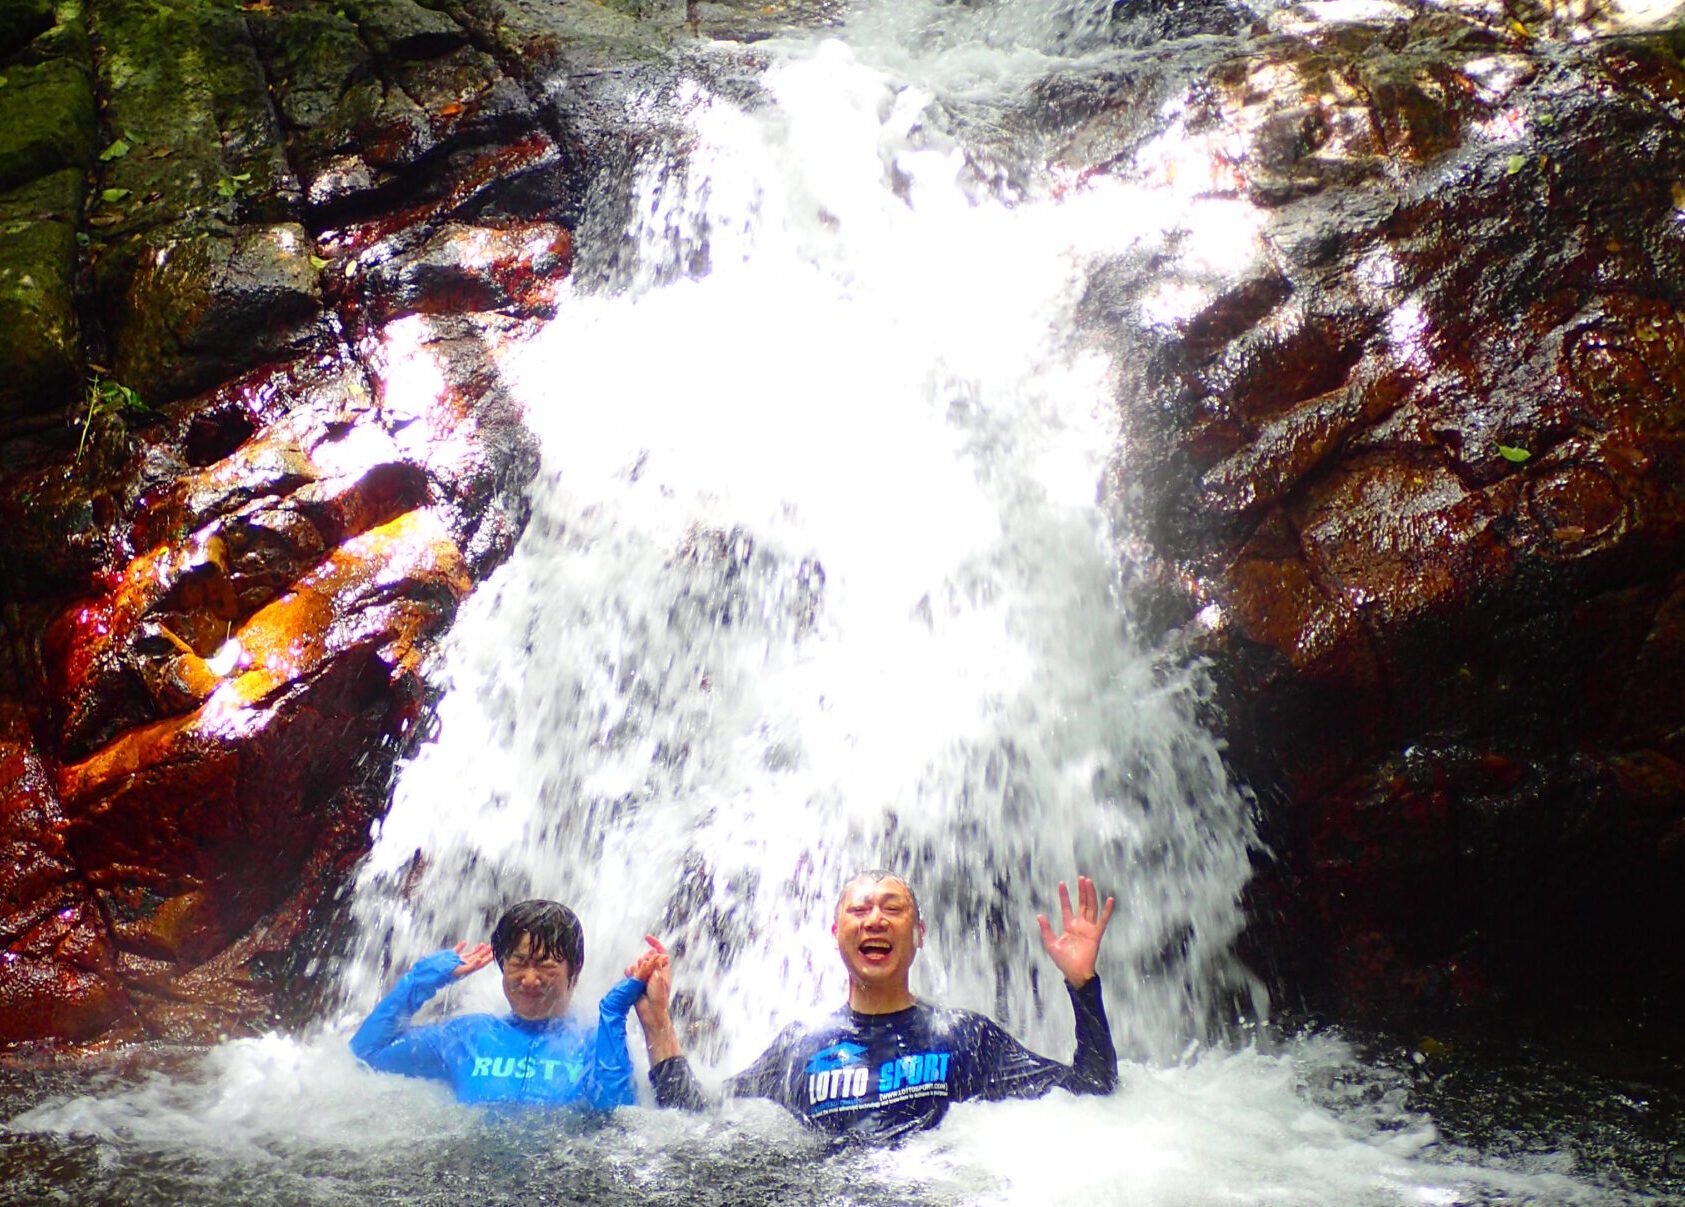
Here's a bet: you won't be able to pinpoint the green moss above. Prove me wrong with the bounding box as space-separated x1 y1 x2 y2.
0 172 84 419
0 57 96 192
254 8 370 132
89 0 294 233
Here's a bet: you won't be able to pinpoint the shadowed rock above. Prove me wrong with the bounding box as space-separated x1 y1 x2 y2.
1083 6 1685 1030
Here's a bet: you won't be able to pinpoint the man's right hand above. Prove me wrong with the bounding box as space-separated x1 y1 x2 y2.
451 941 495 977
624 935 681 1063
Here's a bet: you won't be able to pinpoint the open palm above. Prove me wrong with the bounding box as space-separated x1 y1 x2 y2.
1036 876 1115 987
452 941 495 976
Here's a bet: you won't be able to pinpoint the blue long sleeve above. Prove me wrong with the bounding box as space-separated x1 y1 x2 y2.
349 950 463 1080
586 976 645 1109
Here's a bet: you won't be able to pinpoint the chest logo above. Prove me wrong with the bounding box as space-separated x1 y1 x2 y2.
806 1042 871 1107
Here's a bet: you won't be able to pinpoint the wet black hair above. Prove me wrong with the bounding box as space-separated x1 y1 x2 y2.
490 899 584 981
836 869 921 924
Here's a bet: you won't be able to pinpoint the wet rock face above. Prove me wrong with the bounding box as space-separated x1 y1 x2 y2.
1082 7 1685 1027
0 0 827 1049
0 326 534 1045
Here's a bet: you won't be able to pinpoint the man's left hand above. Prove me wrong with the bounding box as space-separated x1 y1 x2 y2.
1035 876 1115 987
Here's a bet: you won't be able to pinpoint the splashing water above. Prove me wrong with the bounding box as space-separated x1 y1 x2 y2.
3 3 1672 1204
340 13 1256 1069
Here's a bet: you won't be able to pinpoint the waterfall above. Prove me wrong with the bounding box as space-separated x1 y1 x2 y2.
4 5 1660 1205
336 5 1260 1070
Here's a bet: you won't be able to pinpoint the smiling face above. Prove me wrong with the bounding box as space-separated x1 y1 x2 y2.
500 933 577 1021
833 874 924 1006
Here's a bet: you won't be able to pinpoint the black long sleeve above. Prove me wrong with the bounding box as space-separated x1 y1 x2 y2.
648 1054 708 1110
645 980 1116 1140
957 976 1117 1101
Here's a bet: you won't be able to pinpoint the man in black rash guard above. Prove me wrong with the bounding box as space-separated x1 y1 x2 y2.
631 871 1118 1142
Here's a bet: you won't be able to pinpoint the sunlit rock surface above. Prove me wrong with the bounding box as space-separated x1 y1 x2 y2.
1088 4 1685 1029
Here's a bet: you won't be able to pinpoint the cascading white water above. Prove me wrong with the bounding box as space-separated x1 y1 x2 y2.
337 9 1258 1069
4 5 1663 1204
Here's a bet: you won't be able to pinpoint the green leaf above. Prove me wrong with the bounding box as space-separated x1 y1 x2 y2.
1506 154 1526 175
214 177 237 198
232 171 252 182
99 138 132 161
99 187 132 204
1536 112 1553 127
309 254 329 270
0 76 8 88
1497 443 1532 463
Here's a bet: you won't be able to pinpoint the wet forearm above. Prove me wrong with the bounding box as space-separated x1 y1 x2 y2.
639 1009 682 1065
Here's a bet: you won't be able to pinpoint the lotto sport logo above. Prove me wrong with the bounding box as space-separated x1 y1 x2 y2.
806 1042 871 1104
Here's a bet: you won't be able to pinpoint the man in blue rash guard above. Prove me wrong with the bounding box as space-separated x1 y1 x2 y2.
633 871 1118 1142
350 898 662 1108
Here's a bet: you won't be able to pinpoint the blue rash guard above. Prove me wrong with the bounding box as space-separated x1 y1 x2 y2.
349 950 645 1108
649 977 1117 1142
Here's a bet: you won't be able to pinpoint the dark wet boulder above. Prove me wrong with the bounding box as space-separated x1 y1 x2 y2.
108 223 326 403
54 506 471 971
343 219 572 328
0 696 137 1046
1091 14 1685 1031
0 325 530 1044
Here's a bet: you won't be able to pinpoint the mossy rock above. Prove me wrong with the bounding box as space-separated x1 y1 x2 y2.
0 170 83 418
110 223 323 403
6 0 89 64
0 0 57 58
89 0 297 229
337 0 466 59
0 56 95 192
252 8 371 134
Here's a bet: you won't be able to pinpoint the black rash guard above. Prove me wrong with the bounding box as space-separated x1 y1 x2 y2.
649 978 1116 1142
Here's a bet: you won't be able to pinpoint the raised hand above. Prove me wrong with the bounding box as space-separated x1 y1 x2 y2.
624 934 669 986
452 941 495 977
1035 876 1115 988
625 935 679 1063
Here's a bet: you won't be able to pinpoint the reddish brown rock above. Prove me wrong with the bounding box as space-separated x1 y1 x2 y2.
0 697 137 1045
56 509 468 968
344 220 572 329
1105 20 1685 1029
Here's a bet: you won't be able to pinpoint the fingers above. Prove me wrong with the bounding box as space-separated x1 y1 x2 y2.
451 942 494 977
1058 880 1074 930
1036 913 1057 954
1098 895 1115 934
626 936 669 977
625 948 671 981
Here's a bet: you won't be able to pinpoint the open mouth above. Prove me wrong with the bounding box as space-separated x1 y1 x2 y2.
858 939 893 960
